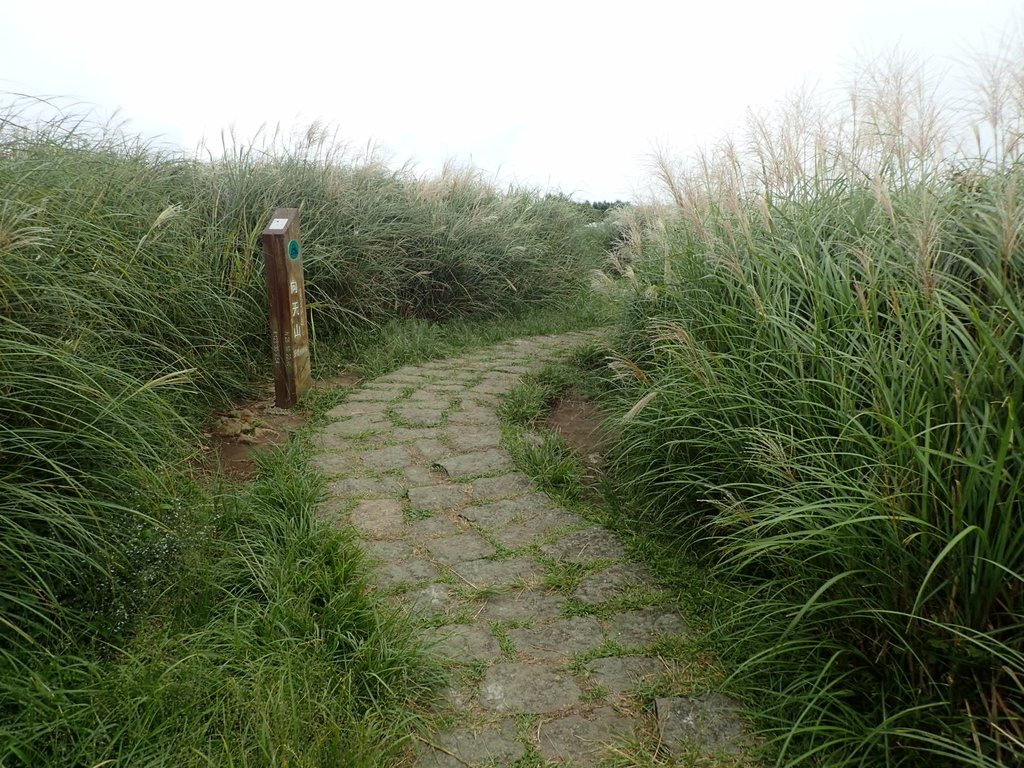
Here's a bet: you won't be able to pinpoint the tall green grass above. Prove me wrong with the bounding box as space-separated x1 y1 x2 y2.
2 443 439 766
0 96 602 759
0 95 600 648
594 51 1024 767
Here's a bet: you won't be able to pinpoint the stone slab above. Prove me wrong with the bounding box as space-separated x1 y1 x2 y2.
326 401 390 418
374 559 438 589
360 445 413 471
459 493 559 529
313 496 349 522
470 472 534 500
431 624 501 663
390 426 443 442
439 450 514 479
538 709 634 767
586 656 666 695
472 381 516 395
349 498 404 538
408 484 469 511
438 683 475 712
406 516 464 540
410 438 450 462
404 465 445 486
328 475 404 499
377 373 428 384
458 499 523 528
479 663 581 713
393 406 446 426
309 452 360 477
490 509 585 549
419 382 465 391
449 431 503 453
414 719 525 768
572 563 652 605
344 389 404 402
402 583 459 617
447 409 499 427
507 617 604 661
321 414 389 437
656 694 746 755
406 389 452 405
453 558 543 588
425 532 496 565
490 364 529 375
363 539 414 562
540 527 626 563
479 591 567 622
605 607 686 649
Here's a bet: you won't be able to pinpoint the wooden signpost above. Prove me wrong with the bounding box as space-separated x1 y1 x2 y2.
262 208 311 407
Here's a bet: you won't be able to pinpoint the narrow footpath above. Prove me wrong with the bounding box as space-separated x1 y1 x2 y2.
312 332 743 767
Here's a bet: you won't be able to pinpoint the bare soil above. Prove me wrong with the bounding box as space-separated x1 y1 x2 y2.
201 374 361 480
544 391 608 466
203 396 305 480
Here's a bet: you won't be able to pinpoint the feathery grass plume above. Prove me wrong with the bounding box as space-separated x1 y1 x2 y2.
598 40 1024 767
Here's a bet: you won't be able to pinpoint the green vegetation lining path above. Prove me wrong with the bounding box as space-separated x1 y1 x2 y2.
311 332 744 767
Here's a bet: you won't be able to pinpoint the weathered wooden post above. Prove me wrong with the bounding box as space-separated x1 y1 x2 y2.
262 208 311 407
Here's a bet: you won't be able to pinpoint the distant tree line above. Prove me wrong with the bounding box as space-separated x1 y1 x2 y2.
543 194 630 223
583 200 628 212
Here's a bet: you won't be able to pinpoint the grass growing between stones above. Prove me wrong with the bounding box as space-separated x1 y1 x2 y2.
539 558 603 594
498 357 746 752
499 355 714 606
498 353 720 610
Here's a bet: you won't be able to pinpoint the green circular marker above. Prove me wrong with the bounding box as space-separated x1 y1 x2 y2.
288 239 300 260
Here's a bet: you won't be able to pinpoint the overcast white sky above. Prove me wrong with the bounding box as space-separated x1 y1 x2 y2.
1 0 1021 200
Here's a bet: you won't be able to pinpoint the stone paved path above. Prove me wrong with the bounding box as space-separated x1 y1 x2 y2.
312 332 743 767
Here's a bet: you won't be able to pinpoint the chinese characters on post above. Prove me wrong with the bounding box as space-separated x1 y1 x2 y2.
261 209 311 407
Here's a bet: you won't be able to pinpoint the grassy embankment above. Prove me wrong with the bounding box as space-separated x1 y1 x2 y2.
0 98 611 765
576 53 1024 766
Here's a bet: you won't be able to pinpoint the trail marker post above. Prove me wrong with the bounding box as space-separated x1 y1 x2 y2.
262 208 311 407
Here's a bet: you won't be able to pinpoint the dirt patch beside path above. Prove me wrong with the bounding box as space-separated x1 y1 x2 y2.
201 374 361 480
204 396 305 480
544 391 609 466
